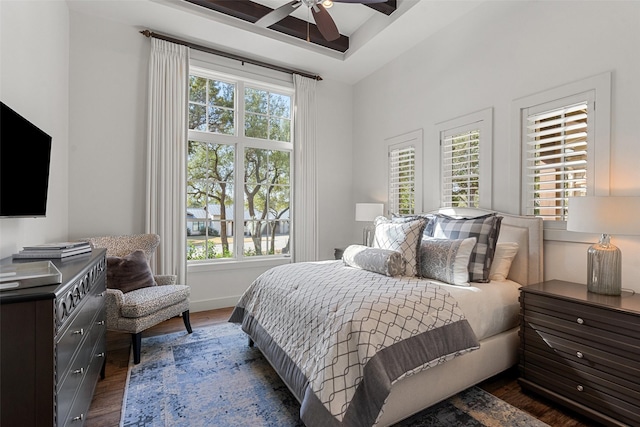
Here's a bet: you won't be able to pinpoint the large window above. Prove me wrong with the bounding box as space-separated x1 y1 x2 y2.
437 108 493 209
516 72 611 227
187 68 293 262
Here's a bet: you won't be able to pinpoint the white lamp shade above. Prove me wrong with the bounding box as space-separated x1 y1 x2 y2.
567 196 640 235
355 203 384 222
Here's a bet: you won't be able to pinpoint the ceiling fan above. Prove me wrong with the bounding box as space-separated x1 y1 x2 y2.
255 0 388 42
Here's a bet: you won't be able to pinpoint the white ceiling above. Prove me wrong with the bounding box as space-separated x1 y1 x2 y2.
66 0 485 84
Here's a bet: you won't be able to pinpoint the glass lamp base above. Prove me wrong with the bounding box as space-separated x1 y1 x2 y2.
587 234 621 296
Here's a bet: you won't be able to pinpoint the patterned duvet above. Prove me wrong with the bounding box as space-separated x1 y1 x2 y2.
229 260 480 427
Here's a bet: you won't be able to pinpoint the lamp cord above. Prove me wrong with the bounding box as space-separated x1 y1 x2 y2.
621 287 636 295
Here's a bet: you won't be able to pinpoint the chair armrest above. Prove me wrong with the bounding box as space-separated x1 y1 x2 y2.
154 274 177 286
104 288 124 328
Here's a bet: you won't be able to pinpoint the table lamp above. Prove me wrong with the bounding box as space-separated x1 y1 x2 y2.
355 203 384 246
566 196 640 295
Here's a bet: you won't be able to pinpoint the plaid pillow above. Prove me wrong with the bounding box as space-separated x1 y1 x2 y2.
426 213 502 282
373 216 426 276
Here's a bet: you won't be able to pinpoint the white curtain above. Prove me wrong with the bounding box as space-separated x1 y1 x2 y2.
293 74 318 262
145 38 189 282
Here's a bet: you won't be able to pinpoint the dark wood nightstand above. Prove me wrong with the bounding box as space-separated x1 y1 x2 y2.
519 280 640 427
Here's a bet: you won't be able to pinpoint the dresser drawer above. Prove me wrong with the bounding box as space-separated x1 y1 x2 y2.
61 332 106 427
56 285 106 377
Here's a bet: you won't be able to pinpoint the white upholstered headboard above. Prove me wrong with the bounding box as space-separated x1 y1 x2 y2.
426 208 543 286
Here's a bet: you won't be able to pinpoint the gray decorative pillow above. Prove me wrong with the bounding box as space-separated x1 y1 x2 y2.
106 250 157 293
342 245 405 277
426 213 502 283
419 237 477 286
372 216 426 276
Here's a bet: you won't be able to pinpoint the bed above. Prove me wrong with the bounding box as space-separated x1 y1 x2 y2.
230 208 543 426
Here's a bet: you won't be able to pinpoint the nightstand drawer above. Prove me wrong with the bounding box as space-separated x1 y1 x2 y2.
525 368 640 426
522 326 640 389
524 293 640 343
523 308 640 364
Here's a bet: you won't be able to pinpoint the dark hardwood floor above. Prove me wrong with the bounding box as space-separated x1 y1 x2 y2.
86 307 600 427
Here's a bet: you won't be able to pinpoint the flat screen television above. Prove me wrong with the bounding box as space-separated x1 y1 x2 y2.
1 101 52 218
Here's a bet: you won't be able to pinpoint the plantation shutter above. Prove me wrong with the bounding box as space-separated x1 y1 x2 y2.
388 145 415 215
441 128 480 208
523 101 590 220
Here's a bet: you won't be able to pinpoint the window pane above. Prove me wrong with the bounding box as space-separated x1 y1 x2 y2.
243 148 290 257
209 80 234 108
442 130 480 208
189 75 235 135
269 117 291 142
245 88 292 142
187 140 235 260
525 102 588 220
245 87 268 113
245 113 268 139
189 104 206 131
269 92 291 118
189 76 206 104
389 146 415 215
208 106 234 135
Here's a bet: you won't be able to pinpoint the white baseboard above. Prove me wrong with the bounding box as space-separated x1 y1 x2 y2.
189 295 241 313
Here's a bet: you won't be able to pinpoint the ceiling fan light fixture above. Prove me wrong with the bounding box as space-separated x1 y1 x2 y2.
322 0 334 8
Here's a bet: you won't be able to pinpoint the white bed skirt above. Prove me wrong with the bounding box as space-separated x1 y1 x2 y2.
376 327 520 426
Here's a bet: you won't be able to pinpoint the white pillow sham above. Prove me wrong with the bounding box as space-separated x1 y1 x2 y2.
489 242 519 281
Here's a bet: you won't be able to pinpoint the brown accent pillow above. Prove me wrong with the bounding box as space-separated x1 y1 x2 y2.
106 250 156 293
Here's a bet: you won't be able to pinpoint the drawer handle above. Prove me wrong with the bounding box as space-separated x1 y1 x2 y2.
96 352 105 358
72 414 84 422
73 368 84 375
73 328 84 335
576 318 584 325
99 292 105 297
97 320 105 326
576 385 584 392
576 351 584 359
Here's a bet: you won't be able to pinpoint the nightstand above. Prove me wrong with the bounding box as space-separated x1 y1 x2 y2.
519 280 640 427
334 248 345 260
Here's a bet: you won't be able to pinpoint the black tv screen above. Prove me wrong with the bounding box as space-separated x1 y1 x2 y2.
1 102 52 218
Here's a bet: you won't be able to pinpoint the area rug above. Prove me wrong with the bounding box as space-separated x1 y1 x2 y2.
120 322 549 427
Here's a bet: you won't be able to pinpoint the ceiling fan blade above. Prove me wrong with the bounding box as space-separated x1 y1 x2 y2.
311 3 340 41
255 0 301 28
332 0 388 3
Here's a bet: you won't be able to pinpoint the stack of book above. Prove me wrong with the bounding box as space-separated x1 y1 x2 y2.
13 241 92 259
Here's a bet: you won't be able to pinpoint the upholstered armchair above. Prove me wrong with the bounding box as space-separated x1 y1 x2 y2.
82 234 192 364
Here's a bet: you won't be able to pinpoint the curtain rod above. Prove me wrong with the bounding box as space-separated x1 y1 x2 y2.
140 30 322 81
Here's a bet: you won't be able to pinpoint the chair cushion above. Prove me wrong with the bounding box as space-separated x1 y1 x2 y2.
120 284 190 318
107 250 157 293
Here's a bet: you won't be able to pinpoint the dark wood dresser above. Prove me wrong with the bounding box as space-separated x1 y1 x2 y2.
519 280 640 427
0 249 107 427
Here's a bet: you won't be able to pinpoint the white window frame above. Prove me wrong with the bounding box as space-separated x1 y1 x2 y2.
386 129 423 215
511 72 611 241
187 66 294 264
436 108 493 209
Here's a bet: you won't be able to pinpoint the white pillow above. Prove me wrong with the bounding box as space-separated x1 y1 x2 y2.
418 237 477 286
489 242 519 281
